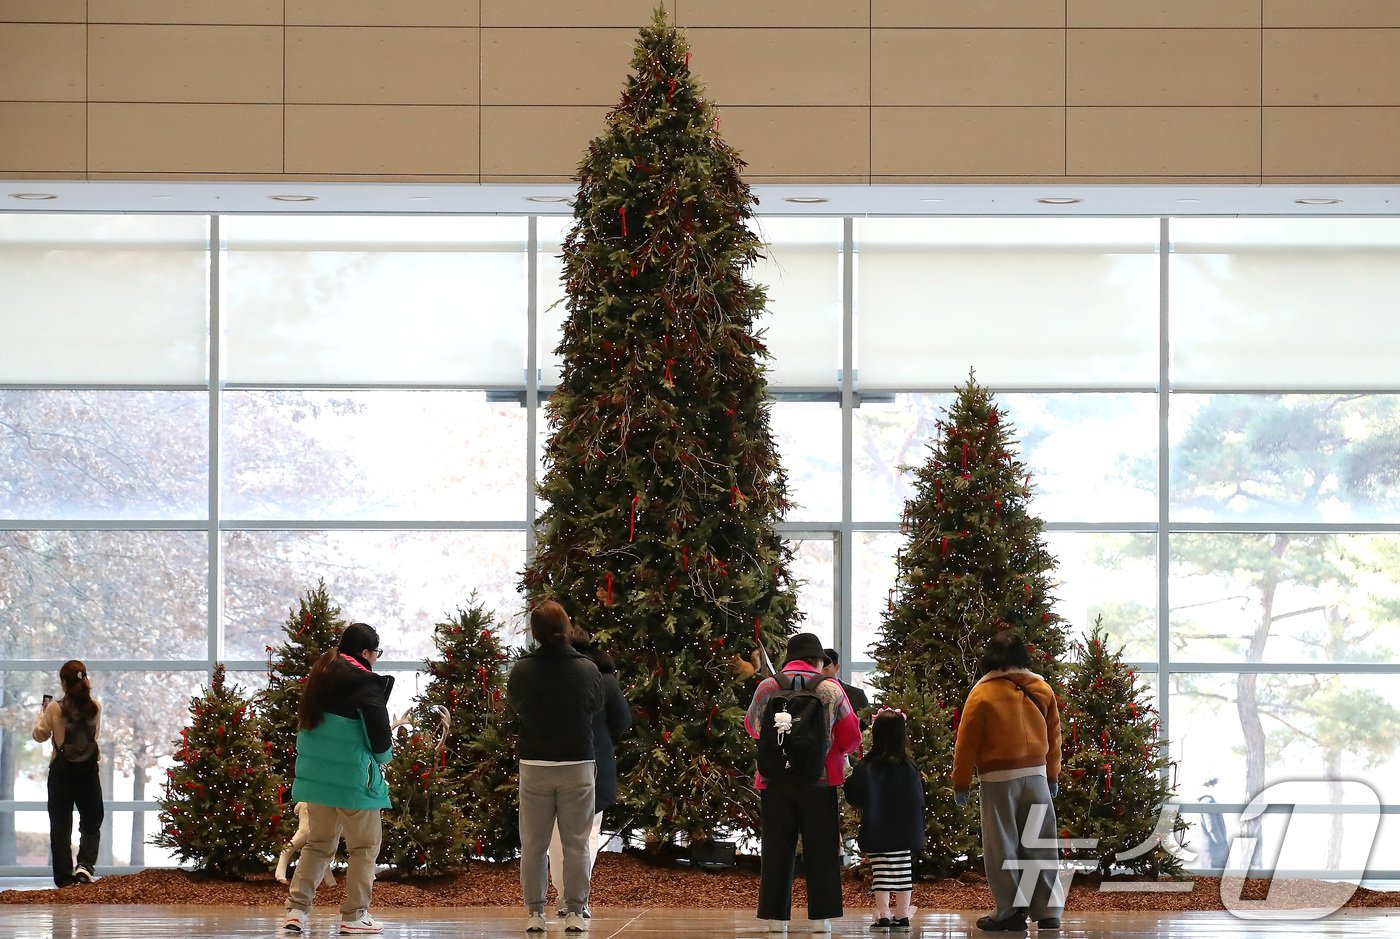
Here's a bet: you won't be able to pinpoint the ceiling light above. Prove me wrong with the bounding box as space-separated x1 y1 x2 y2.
269 194 317 202
1174 198 1201 204
1295 198 1342 205
9 193 57 200
407 196 432 202
1036 197 1082 205
526 195 570 203
918 198 946 203
783 196 829 204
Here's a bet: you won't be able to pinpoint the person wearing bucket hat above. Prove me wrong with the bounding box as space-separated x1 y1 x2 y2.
745 633 861 934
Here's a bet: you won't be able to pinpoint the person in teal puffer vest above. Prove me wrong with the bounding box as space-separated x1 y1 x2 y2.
283 623 394 936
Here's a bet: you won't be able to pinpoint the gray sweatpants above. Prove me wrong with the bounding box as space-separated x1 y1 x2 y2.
518 761 596 915
979 774 1063 922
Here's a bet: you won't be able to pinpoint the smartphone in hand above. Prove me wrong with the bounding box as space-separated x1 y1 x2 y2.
41 693 53 710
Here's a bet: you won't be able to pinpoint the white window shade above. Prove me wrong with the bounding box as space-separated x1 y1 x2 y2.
222 216 527 385
0 214 209 383
855 218 1160 389
1171 219 1400 390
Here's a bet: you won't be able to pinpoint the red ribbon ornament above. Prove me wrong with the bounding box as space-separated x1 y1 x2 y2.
605 572 613 606
629 495 639 542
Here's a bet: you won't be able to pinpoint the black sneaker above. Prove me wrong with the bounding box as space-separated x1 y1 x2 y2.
871 918 892 929
890 918 911 930
1036 918 1061 930
976 913 1027 932
73 866 95 884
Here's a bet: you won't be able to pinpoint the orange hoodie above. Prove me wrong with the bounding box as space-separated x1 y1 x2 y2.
951 668 1061 792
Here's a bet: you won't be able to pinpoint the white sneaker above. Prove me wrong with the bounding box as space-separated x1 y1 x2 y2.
282 909 308 933
339 913 383 934
766 921 788 934
73 866 95 884
525 912 547 932
564 912 588 932
808 920 831 933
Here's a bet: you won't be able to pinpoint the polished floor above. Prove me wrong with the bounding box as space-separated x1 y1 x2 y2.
0 907 1396 939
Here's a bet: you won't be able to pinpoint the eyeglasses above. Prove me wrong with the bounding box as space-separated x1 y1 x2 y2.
368 648 383 656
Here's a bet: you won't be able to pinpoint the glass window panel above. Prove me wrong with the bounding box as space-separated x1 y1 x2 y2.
222 216 527 384
0 214 209 383
537 218 571 389
1169 393 1400 524
1170 673 1400 808
1047 532 1158 661
1168 533 1400 665
771 401 841 522
751 217 842 388
223 390 526 521
222 529 527 662
787 536 834 648
0 531 208 661
0 390 208 521
1171 808 1391 875
1171 218 1400 389
853 392 1157 523
856 218 1159 388
852 530 899 662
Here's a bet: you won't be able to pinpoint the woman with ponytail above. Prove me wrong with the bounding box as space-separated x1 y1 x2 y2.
32 660 104 887
282 623 394 936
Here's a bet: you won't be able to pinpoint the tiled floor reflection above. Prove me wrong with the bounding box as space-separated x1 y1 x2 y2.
1 907 1398 939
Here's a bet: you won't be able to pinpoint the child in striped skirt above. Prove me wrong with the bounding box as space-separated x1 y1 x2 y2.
844 708 926 929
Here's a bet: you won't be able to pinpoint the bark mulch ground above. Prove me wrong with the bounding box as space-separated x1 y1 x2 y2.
2 852 1395 912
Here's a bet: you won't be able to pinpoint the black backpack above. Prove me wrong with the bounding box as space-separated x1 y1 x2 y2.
59 710 98 763
756 672 831 785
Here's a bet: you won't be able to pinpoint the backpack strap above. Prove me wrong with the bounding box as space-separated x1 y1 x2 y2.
992 675 1048 718
777 671 828 693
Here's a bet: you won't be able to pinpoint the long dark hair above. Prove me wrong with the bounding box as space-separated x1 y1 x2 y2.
979 629 1032 675
298 623 379 730
59 660 97 721
867 709 911 765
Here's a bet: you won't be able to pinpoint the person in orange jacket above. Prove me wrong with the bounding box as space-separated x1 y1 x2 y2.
952 631 1063 932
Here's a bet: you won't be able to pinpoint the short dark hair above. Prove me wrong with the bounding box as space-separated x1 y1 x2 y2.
531 600 571 645
980 629 1032 674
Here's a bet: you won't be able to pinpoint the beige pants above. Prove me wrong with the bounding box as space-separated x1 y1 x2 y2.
287 803 382 919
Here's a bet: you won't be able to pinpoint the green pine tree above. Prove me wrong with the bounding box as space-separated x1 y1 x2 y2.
259 580 346 787
1059 620 1187 877
521 7 798 847
153 665 285 877
872 375 1070 875
379 719 470 877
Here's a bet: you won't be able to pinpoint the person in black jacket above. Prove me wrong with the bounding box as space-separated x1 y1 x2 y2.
548 627 632 916
507 601 604 934
822 648 871 729
844 708 925 930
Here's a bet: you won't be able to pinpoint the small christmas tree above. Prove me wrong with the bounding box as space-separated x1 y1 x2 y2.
379 717 470 877
521 6 798 849
872 375 1070 875
1059 620 1187 877
260 580 346 785
153 665 285 877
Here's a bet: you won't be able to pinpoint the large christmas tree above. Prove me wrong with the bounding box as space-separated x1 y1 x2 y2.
871 376 1070 875
521 8 798 847
260 580 346 788
153 665 285 876
1059 620 1187 877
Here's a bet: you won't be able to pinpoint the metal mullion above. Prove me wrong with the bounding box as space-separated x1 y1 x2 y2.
0 383 209 392
838 217 855 675
0 661 218 672
221 382 527 392
1157 217 1172 775
218 519 529 531
1169 521 1400 534
526 216 539 558
0 519 207 531
1168 661 1400 675
209 213 223 672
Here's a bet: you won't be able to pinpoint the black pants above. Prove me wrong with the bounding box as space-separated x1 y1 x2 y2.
758 783 843 921
47 758 103 886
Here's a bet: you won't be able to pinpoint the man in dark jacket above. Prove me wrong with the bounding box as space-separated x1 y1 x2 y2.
823 648 870 729
507 602 604 933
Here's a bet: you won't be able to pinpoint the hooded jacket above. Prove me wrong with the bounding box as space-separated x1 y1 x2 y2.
291 655 394 810
951 667 1061 793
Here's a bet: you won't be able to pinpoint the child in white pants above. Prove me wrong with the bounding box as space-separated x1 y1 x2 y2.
275 801 337 888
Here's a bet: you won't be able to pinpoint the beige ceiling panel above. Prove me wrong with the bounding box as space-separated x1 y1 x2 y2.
872 106 1064 177
1070 29 1260 106
89 25 282 103
873 29 1064 106
1267 29 1400 105
89 103 283 173
288 27 478 105
1068 107 1261 177
873 1 1063 28
1265 107 1400 175
0 102 84 172
484 0 664 27
718 106 869 177
0 0 84 22
677 1 867 27
480 105 610 177
288 1 478 27
1069 0 1260 28
482 28 636 105
686 29 868 106
287 105 478 175
0 24 84 101
88 1 283 24
1265 1 1400 27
